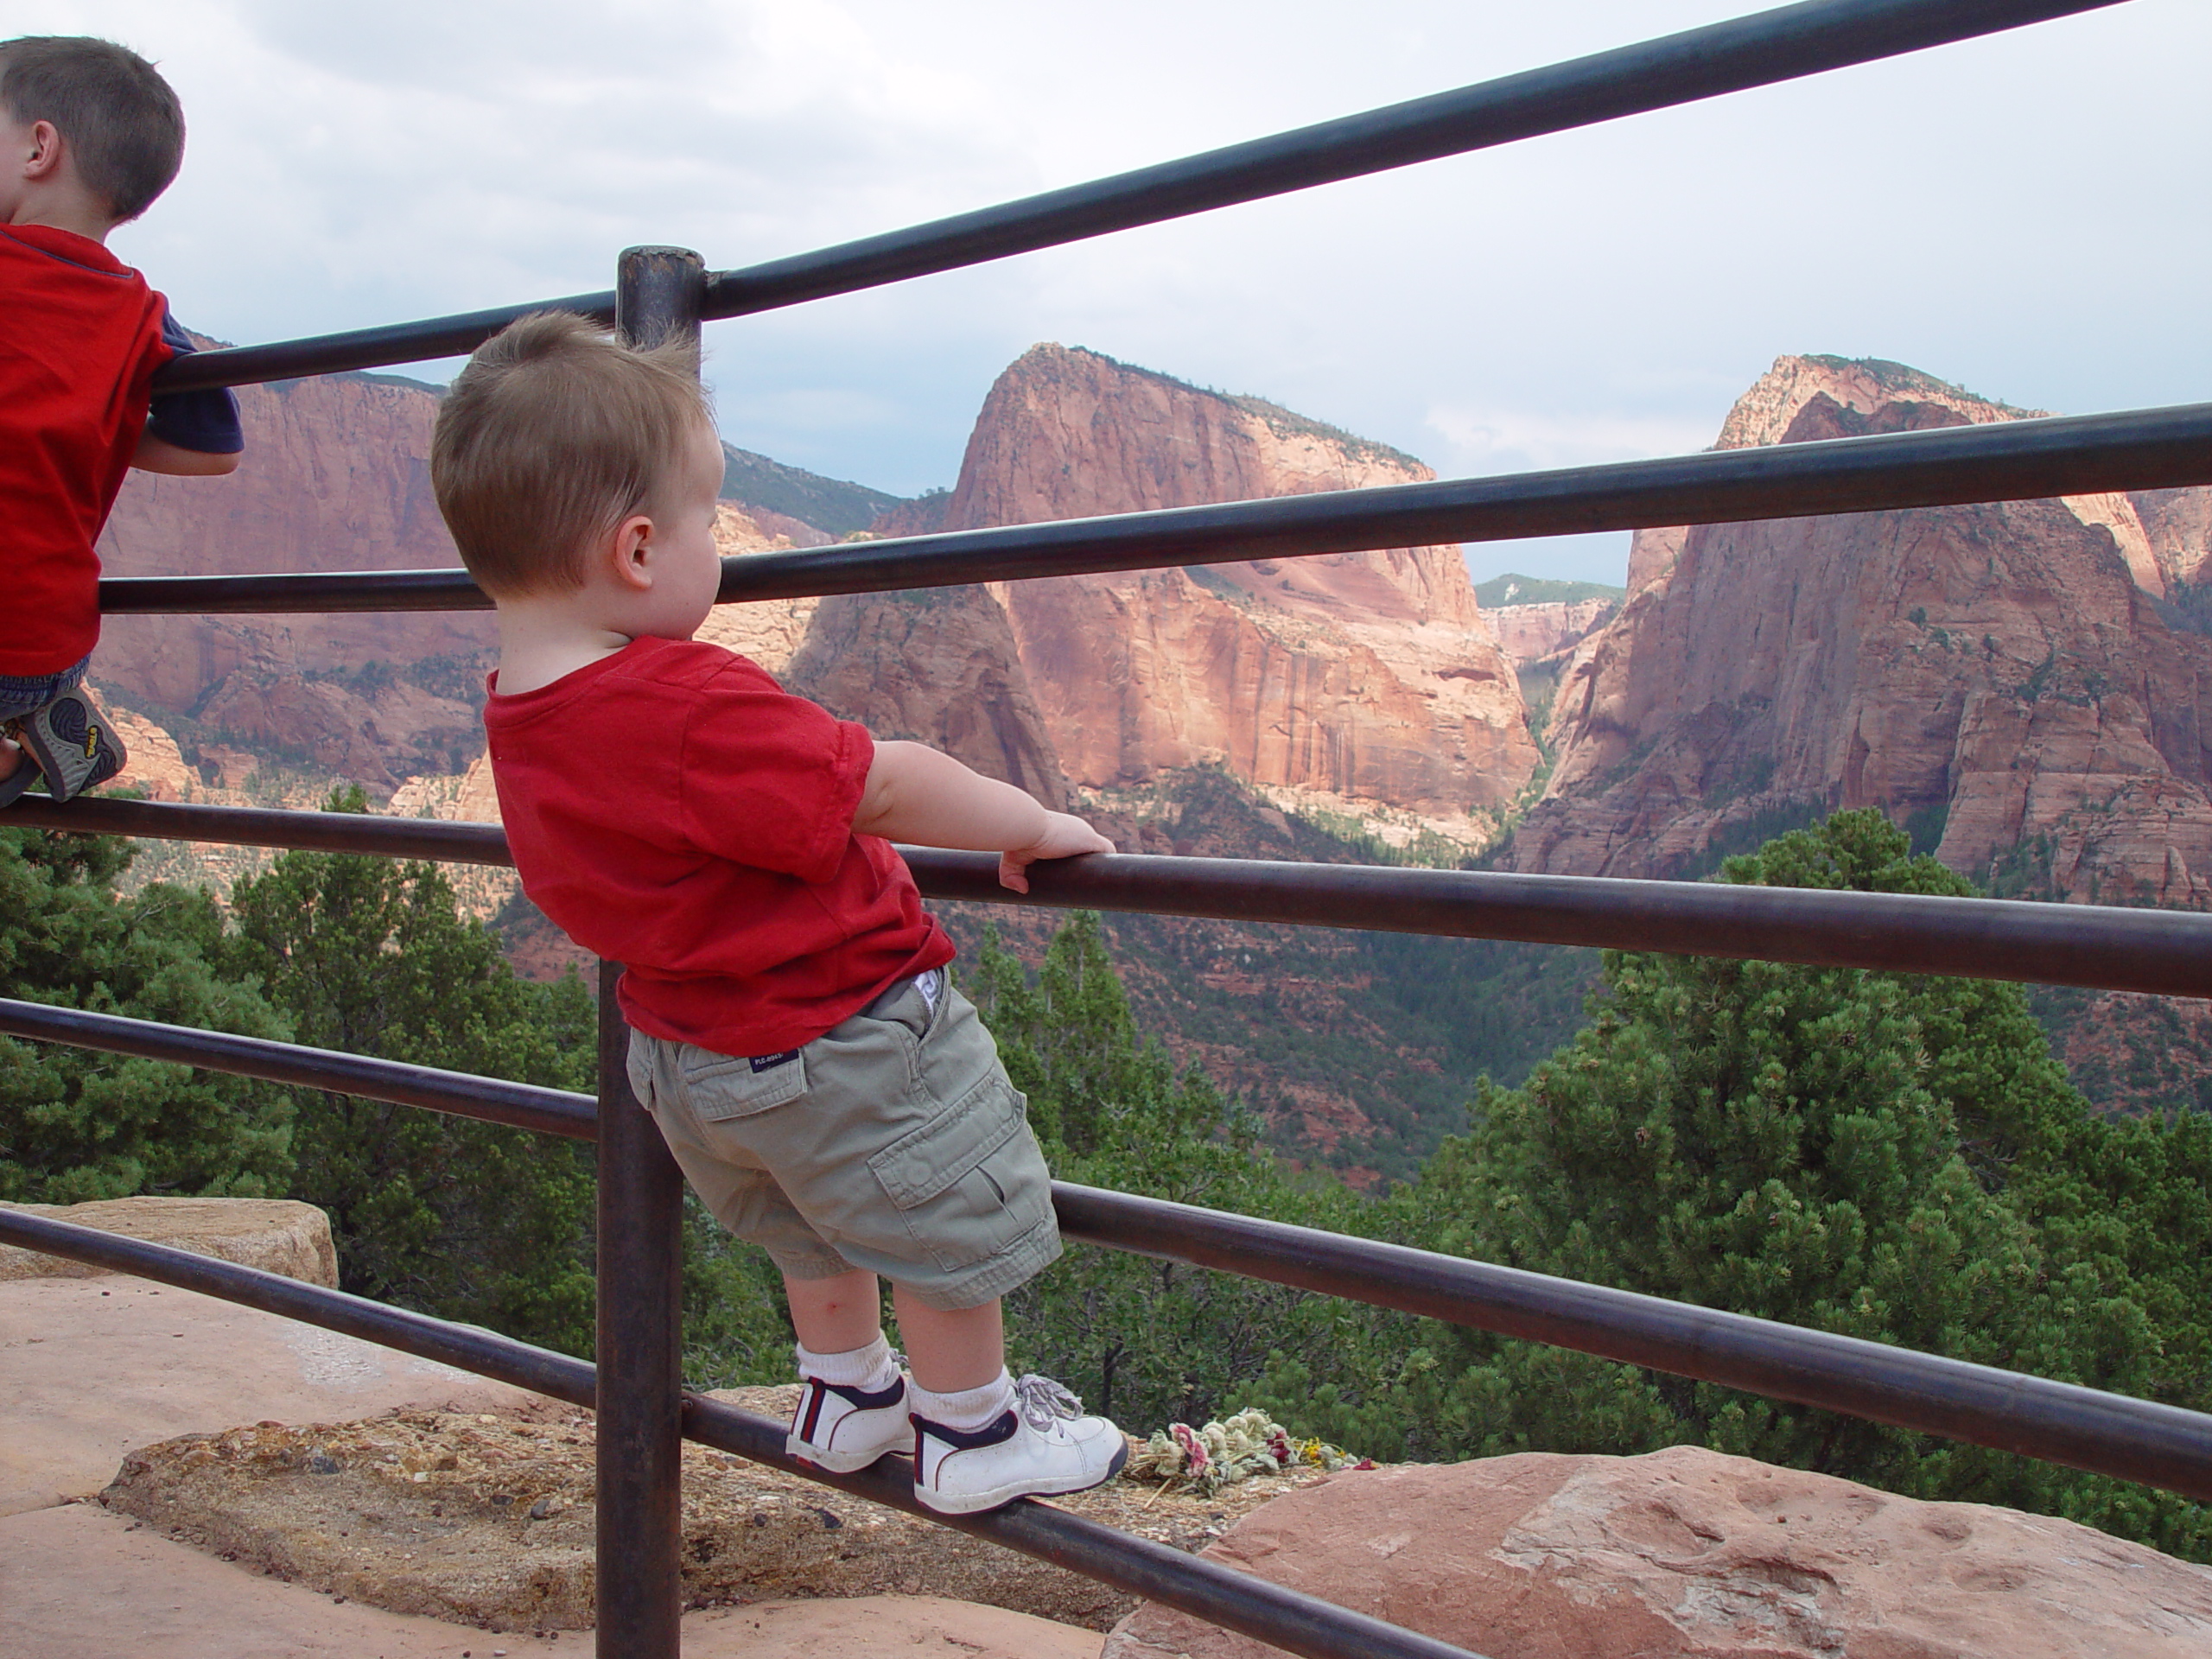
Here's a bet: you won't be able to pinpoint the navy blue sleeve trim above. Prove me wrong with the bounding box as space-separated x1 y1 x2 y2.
143 308 245 454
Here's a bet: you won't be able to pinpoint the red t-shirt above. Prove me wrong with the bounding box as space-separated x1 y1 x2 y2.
483 636 955 1057
0 226 173 676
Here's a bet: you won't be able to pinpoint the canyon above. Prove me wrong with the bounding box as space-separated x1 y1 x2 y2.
92 345 1535 852
94 369 493 790
86 344 1550 1170
108 343 2212 917
71 339 2212 1143
712 346 1541 847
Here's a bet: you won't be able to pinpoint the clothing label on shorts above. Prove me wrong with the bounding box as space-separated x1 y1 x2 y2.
749 1049 801 1073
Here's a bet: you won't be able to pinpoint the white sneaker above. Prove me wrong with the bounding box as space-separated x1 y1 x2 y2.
787 1373 912 1472
912 1374 1128 1515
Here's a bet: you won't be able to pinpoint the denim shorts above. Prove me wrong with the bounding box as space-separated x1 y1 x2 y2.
624 969 1062 1310
0 657 88 722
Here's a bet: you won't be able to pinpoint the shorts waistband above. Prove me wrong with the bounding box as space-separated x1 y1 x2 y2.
742 968 944 1066
863 964 944 1021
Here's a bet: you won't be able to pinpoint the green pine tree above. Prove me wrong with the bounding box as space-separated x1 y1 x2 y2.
0 825 293 1203
221 790 598 1355
972 912 1354 1428
1258 810 2211 1560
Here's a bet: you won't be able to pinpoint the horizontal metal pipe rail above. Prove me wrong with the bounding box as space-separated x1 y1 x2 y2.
98 399 2212 615
1051 1185 2212 1503
0 995 593 1140
28 8 2174 1651
0 1209 1491 1659
8 796 513 861
7 998 2210 1502
150 0 2119 395
17 793 2212 1000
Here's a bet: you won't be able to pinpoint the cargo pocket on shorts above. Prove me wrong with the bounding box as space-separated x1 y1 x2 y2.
677 1046 810 1125
868 1073 1049 1273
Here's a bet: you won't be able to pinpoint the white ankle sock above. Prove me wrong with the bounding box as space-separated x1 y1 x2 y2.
795 1333 899 1392
908 1368 1014 1431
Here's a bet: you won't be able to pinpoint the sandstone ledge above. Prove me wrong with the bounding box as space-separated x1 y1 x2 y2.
2 1276 537 1517
3 1503 1101 1659
1106 1445 2212 1659
98 1386 1329 1635
0 1196 338 1287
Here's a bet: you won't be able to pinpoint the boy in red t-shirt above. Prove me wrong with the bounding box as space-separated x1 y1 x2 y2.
1 36 244 806
433 312 1130 1515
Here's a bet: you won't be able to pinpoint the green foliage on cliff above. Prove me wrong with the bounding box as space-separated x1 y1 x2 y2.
0 826 293 1204
717 442 904 538
1472 573 1626 608
937 766 1600 1182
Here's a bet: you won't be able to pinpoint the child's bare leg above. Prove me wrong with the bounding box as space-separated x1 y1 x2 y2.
782 1267 909 1471
891 1286 1004 1394
898 1287 1123 1514
0 738 22 779
783 1266 883 1355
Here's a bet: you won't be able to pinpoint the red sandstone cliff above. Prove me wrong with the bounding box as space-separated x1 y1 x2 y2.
1511 355 2212 903
782 588 1071 812
93 340 1533 836
928 345 1537 834
92 371 864 789
93 371 492 787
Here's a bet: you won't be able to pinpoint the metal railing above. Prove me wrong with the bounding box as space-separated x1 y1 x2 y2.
7 4 2207 1659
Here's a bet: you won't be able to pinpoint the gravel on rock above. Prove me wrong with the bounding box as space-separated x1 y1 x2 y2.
99 1384 1337 1635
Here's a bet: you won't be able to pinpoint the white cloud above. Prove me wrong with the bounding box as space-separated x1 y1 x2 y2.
27 0 2209 561
1423 406 1719 478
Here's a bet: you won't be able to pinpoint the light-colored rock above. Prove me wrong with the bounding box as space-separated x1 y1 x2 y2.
0 1196 337 1287
390 748 503 829
2136 486 2212 588
0 1503 1101 1659
1105 1446 2212 1659
695 502 828 678
92 1389 1312 1635
94 702 195 800
0 1275 537 1516
938 346 1536 828
1485 597 1616 671
1511 354 2212 899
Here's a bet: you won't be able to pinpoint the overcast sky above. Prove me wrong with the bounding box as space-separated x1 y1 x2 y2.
45 0 2212 583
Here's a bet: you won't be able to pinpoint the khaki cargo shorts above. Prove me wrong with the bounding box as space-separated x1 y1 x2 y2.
624 969 1062 1310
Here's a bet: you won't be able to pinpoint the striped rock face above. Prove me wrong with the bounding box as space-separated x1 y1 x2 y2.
1510 353 2212 906
923 344 1538 840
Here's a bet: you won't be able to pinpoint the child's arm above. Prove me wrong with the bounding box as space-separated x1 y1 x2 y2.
853 741 1114 893
130 431 240 476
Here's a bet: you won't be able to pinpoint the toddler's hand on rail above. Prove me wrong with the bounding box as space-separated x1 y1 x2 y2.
1000 813 1116 893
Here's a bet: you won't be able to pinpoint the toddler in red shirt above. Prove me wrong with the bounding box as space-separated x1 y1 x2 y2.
0 36 245 806
434 312 1129 1515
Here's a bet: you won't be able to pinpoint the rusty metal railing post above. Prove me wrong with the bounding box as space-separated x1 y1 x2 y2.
594 238 705 1659
595 953 686 1656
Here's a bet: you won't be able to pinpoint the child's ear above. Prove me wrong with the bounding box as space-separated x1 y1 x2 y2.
607 513 657 590
21 120 67 181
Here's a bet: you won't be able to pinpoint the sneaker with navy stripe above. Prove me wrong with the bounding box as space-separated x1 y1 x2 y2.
787 1373 912 1472
912 1374 1128 1515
